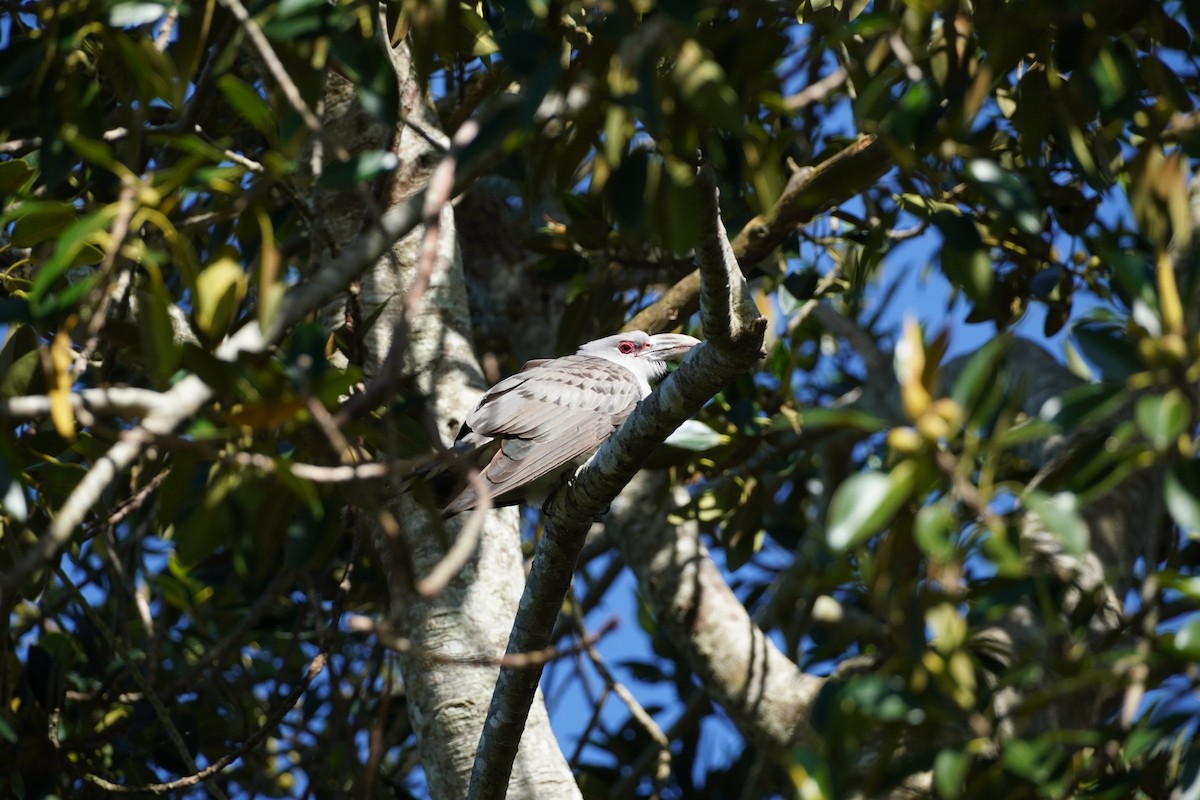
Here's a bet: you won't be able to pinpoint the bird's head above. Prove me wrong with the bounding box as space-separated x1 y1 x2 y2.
579 331 700 383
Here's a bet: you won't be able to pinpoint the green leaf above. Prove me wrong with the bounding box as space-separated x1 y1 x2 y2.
783 268 819 301
1024 490 1089 556
914 501 956 559
933 211 993 305
0 157 35 195
655 160 700 253
1087 44 1135 115
9 202 76 248
331 32 400 123
0 332 41 398
934 748 967 799
1029 264 1065 298
1172 613 1200 660
608 149 649 230
136 282 183 385
1049 381 1125 430
965 159 1042 237
217 75 276 138
1002 738 1059 783
261 0 329 39
1071 321 1141 382
1135 389 1188 452
459 5 500 56
950 332 1010 415
663 420 729 451
1165 462 1200 536
175 470 242 566
0 716 15 743
318 150 399 188
673 40 742 131
28 206 118 307
826 461 917 550
800 407 887 433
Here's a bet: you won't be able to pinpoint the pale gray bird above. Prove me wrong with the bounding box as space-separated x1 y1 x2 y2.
442 331 700 516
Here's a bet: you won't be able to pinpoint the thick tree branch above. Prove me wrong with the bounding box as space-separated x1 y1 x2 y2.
468 162 767 800
625 134 888 334
0 387 171 418
609 474 823 749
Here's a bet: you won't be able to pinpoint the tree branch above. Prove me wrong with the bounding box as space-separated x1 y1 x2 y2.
609 474 823 750
624 134 889 334
0 122 486 596
468 160 767 800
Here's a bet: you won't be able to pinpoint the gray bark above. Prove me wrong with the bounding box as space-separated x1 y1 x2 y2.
309 41 579 800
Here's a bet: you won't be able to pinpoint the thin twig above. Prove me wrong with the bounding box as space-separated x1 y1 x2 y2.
218 0 336 153
334 128 463 425
415 467 492 596
154 6 180 52
0 117 485 598
228 451 416 482
610 689 710 799
785 67 848 112
580 619 671 795
78 185 139 370
54 567 231 800
76 467 171 547
84 653 328 795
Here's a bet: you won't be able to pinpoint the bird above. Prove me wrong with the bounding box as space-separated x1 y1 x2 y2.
440 331 701 516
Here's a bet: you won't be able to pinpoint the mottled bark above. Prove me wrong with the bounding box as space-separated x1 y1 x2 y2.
309 41 578 800
608 473 822 749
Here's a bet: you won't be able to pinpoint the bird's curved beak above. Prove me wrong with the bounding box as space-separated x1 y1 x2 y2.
646 333 701 361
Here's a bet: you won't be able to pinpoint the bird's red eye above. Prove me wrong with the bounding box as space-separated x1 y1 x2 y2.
618 341 635 354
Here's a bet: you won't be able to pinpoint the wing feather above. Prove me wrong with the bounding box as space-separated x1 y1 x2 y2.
443 355 644 515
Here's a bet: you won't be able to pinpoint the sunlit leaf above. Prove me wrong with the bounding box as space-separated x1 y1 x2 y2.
193 252 247 342
1024 490 1089 556
47 328 75 440
965 159 1041 237
1172 614 1200 660
0 456 28 522
1166 462 1200 536
663 420 729 451
108 1 168 28
1135 389 1188 452
827 462 917 550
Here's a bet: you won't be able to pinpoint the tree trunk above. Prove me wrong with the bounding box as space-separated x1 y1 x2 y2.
310 39 580 799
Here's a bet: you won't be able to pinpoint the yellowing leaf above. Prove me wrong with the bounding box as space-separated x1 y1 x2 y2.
1157 250 1184 335
193 252 247 342
47 328 76 440
226 398 307 430
896 318 931 419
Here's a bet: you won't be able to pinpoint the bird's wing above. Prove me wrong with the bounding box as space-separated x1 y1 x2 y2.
465 355 643 437
443 356 643 514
